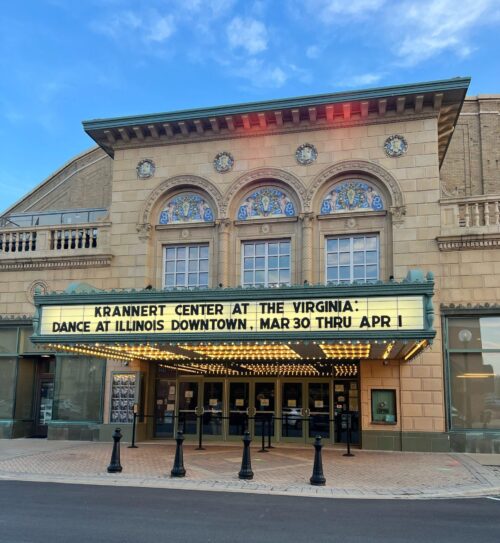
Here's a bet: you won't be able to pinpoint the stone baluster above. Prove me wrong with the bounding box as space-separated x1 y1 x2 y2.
484 201 490 226
465 203 470 227
473 202 480 227
495 201 500 226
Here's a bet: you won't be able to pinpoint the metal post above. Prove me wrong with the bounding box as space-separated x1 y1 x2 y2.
107 428 123 473
128 410 138 449
258 416 268 453
171 431 186 477
343 413 355 457
196 412 205 451
310 435 326 486
266 414 275 449
238 431 254 480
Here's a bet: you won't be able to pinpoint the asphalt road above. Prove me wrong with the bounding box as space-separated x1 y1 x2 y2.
0 481 499 543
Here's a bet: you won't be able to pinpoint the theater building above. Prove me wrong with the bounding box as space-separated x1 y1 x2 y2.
1 77 499 453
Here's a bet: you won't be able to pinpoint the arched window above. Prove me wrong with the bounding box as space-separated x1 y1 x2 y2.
159 192 214 225
237 187 296 221
320 180 384 215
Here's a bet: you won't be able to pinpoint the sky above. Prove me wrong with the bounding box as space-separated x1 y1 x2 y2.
1 0 499 213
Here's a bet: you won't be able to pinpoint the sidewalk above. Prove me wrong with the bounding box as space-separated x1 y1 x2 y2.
1 439 500 500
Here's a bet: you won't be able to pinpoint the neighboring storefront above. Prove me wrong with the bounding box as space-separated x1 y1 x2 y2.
1 76 499 452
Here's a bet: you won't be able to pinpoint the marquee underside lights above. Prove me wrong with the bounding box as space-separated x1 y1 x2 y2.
45 337 429 363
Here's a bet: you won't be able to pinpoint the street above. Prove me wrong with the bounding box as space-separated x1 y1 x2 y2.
0 481 498 542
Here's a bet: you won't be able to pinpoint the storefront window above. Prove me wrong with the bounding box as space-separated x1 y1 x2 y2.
371 389 397 423
53 356 105 422
0 358 17 419
448 316 500 430
0 329 18 354
163 244 209 289
242 240 291 287
325 235 379 283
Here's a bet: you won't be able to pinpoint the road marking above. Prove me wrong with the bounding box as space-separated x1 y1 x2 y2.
486 496 500 501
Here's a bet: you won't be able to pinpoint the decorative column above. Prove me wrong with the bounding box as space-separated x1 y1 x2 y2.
300 213 314 285
216 219 231 287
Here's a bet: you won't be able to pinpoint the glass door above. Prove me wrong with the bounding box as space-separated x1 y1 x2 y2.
178 381 199 435
281 382 304 440
228 382 249 437
255 381 275 438
307 382 331 440
154 379 176 438
202 381 223 437
35 378 54 437
334 380 360 444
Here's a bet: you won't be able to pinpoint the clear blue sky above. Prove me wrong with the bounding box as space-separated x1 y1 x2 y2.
1 0 499 213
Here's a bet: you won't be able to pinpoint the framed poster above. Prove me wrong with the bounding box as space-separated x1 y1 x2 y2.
110 372 141 424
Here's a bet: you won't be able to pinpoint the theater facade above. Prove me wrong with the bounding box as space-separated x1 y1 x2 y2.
1 77 500 453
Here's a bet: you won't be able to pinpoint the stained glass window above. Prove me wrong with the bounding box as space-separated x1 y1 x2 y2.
320 180 384 214
159 193 214 225
237 187 296 220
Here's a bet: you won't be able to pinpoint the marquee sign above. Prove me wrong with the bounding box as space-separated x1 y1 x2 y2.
39 295 425 337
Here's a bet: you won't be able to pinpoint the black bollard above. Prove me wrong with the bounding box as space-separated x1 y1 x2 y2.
310 435 326 486
238 431 254 480
107 428 123 473
343 414 355 457
171 431 186 477
128 411 138 449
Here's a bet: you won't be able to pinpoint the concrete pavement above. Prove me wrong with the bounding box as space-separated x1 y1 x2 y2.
1 439 500 499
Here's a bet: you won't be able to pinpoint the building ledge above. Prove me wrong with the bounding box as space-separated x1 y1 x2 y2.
436 233 500 251
0 254 113 271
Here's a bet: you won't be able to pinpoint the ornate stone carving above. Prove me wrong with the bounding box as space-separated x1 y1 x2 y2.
223 168 306 217
181 229 190 239
139 175 224 227
136 222 152 240
0 255 112 272
261 224 270 234
215 218 232 233
345 217 357 229
26 280 49 304
299 212 314 226
306 160 404 213
389 205 407 225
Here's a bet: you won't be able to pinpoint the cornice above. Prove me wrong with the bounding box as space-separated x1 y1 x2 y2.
436 234 500 251
0 254 113 271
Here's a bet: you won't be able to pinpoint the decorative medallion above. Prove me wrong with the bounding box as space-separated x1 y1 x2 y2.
384 135 408 158
159 192 214 225
237 187 296 221
136 159 156 179
320 180 384 214
213 151 234 173
295 143 318 165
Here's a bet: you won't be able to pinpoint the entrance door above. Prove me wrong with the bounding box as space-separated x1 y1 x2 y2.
334 380 360 444
178 381 199 435
228 382 249 437
202 381 224 437
254 381 275 438
34 378 54 437
307 382 331 440
155 379 176 438
281 382 304 440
